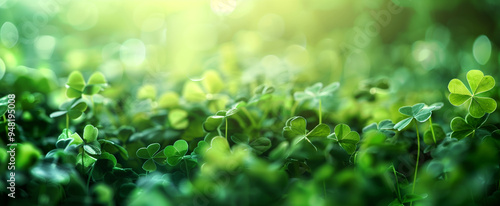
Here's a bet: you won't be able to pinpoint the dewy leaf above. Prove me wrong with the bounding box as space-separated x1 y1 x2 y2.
83 124 98 143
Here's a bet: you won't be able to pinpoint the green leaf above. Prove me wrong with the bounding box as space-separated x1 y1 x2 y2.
249 137 272 155
136 147 149 159
423 124 446 145
142 159 157 172
402 193 428 203
84 144 101 156
83 124 98 143
87 72 107 85
201 70 224 94
231 133 249 144
168 109 189 130
319 82 340 96
146 143 161 157
394 117 413 131
307 123 330 138
203 115 225 132
164 140 188 166
99 139 129 160
0 95 9 116
50 111 67 118
282 116 307 140
448 70 496 118
67 71 85 91
331 124 360 154
469 97 497 118
183 81 206 102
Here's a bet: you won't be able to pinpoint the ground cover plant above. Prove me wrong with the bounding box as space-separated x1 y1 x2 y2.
1 0 500 205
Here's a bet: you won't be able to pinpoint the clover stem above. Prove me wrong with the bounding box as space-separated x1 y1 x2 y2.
225 117 228 139
429 117 436 144
391 164 402 203
410 121 421 206
242 107 257 127
3 115 7 136
184 158 190 181
87 164 94 193
318 98 323 124
81 146 85 182
66 113 70 136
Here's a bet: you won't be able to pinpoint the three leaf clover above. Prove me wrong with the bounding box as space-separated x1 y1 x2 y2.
136 143 166 172
164 140 189 166
394 103 443 131
49 98 88 119
362 119 396 137
66 71 107 98
293 82 340 103
450 114 488 140
328 124 360 155
448 70 496 118
282 116 330 151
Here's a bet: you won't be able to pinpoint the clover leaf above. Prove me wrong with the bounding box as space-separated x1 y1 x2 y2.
450 114 488 140
49 98 88 119
231 133 272 155
448 70 496 118
0 95 9 116
136 143 166 172
282 116 330 151
164 140 189 166
394 103 443 131
363 119 396 137
293 82 340 103
328 124 360 154
423 124 445 145
168 109 189 130
202 110 226 132
66 71 107 98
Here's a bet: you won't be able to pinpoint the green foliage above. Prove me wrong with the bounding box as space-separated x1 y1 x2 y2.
282 116 330 151
66 71 107 98
136 143 166 172
394 103 443 131
448 70 496 118
164 140 188 166
49 98 88 119
293 82 340 103
423 124 445 145
450 114 488 140
328 124 360 154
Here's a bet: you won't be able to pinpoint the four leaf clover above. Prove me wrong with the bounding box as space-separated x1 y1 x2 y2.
448 70 496 118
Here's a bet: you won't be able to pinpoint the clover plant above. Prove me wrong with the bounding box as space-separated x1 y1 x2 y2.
136 143 166 172
294 82 340 124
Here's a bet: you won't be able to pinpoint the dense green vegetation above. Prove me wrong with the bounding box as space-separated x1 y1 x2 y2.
1 0 500 205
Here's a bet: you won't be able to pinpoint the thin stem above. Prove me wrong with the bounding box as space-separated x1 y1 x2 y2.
66 113 70 137
410 121 421 206
184 158 190 181
225 117 228 139
318 98 322 124
429 117 436 144
87 164 94 193
392 165 402 202
241 107 257 127
3 115 7 136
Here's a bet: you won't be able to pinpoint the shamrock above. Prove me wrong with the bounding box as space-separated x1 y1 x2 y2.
293 82 340 103
136 143 166 172
393 103 443 131
163 140 189 166
448 70 496 118
450 114 488 140
66 71 107 98
362 119 396 137
49 98 88 119
328 124 360 155
282 116 330 151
